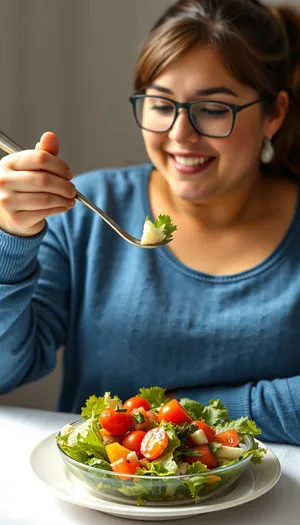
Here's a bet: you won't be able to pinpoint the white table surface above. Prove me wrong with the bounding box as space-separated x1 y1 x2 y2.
0 406 300 525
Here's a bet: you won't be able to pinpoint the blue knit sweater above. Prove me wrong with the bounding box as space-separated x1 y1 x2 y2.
1 163 300 444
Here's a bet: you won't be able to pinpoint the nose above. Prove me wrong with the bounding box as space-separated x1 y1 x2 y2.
168 108 200 143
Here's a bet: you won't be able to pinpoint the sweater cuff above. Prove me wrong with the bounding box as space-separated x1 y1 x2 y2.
0 224 48 282
176 383 253 420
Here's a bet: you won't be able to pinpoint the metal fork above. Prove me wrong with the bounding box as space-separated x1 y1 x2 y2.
0 131 172 248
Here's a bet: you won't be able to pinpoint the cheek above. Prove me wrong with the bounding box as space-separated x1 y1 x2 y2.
217 123 262 164
142 131 166 157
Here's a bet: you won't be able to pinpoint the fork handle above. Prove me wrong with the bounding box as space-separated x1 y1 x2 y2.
0 131 23 154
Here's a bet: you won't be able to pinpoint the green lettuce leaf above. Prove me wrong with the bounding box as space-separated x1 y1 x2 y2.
138 386 169 410
57 433 89 463
137 495 147 506
242 441 267 464
86 457 112 470
186 462 210 474
160 422 181 454
80 395 107 420
147 453 178 476
215 416 262 437
145 215 177 239
180 398 229 426
80 392 122 420
183 464 210 499
118 482 148 499
57 417 109 463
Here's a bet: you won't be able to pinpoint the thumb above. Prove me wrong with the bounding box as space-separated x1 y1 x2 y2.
35 131 60 156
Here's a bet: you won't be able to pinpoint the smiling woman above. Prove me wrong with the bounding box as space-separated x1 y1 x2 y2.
1 0 300 447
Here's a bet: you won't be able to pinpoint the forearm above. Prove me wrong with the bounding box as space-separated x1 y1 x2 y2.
175 376 300 445
0 223 69 392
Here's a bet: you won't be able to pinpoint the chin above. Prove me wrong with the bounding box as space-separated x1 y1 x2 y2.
169 181 214 203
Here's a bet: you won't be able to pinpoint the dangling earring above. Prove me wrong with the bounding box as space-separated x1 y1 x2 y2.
260 137 275 164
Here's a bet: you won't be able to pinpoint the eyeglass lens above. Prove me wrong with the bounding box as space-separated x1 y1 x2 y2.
134 96 233 137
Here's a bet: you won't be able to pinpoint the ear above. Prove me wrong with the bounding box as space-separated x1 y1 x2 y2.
263 91 289 138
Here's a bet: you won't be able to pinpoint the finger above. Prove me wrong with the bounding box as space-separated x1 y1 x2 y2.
1 170 76 198
8 192 76 212
11 206 73 231
2 150 73 180
39 131 60 156
35 142 41 150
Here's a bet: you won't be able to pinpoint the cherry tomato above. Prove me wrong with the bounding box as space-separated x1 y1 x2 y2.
99 408 133 435
158 399 192 425
140 427 169 460
185 444 217 469
193 420 216 442
123 396 151 412
122 430 146 457
214 429 240 447
111 457 137 480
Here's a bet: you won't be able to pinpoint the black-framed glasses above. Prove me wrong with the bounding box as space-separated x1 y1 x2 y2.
129 94 263 138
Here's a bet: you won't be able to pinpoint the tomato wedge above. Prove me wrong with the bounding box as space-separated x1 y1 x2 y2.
185 444 217 469
193 420 216 442
214 429 240 447
140 427 169 459
158 399 192 425
146 410 159 427
99 408 133 435
123 396 151 412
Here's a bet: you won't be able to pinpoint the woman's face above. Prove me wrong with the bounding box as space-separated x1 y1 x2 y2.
142 47 279 203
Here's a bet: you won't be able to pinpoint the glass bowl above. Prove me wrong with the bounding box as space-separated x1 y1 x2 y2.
56 419 255 506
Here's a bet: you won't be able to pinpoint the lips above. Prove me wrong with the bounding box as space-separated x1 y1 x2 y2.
168 153 215 174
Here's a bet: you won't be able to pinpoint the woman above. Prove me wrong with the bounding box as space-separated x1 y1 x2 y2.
0 0 300 444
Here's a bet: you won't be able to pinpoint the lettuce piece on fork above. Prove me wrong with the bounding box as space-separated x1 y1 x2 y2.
141 215 177 245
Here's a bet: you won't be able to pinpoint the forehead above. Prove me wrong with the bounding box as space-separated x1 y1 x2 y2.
151 46 255 98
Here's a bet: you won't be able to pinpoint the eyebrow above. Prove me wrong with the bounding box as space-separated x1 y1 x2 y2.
148 84 238 97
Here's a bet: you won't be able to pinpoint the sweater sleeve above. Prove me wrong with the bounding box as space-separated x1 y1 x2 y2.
175 376 300 445
0 218 70 393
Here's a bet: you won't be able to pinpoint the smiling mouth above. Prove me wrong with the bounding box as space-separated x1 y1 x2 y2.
172 155 212 166
168 153 215 173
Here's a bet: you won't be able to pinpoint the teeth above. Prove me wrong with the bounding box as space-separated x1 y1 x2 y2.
174 155 210 166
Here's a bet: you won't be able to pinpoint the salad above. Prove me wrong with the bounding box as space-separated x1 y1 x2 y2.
140 215 177 245
56 387 266 505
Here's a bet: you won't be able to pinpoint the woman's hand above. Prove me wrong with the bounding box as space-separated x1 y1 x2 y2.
0 131 76 237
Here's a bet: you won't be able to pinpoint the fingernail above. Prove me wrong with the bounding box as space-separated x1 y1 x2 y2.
70 183 77 197
66 169 73 180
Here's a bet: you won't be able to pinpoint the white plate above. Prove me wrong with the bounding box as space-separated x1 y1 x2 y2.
30 433 281 522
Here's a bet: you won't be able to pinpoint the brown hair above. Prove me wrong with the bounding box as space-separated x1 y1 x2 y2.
134 0 300 176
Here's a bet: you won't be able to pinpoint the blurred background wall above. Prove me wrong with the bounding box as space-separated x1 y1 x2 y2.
1 0 299 411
